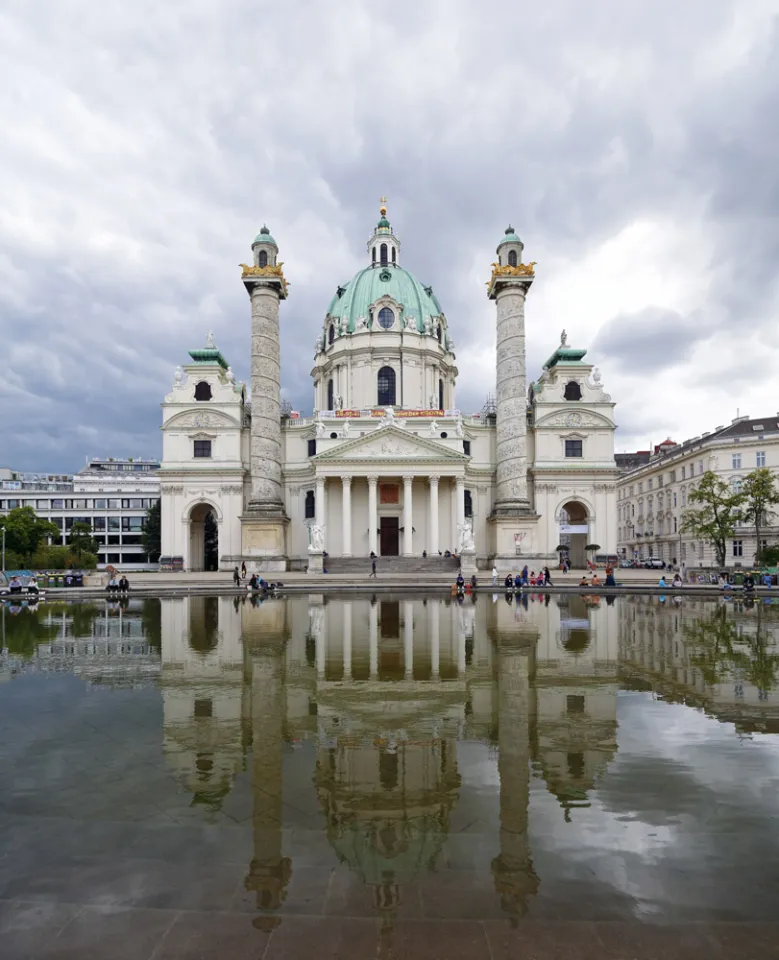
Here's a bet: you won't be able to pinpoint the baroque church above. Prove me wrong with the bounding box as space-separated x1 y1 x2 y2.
158 204 618 571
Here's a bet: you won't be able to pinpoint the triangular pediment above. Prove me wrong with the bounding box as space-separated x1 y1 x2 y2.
314 425 467 462
535 409 614 430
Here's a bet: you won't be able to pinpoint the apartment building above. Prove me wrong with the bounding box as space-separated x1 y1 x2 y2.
617 416 779 568
0 457 160 569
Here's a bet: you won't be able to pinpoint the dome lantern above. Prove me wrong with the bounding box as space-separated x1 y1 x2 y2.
496 224 524 268
251 224 279 268
367 197 401 268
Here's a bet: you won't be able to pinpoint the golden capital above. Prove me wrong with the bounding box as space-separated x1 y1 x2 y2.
240 262 289 296
487 261 536 283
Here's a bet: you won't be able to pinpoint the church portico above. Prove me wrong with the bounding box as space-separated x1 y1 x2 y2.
310 467 467 558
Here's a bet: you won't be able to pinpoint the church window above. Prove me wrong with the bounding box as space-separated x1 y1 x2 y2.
193 440 212 459
330 432 338 439
307 439 316 457
463 440 471 456
377 366 396 406
378 307 394 330
304 490 315 519
437 324 442 343
439 378 444 411
194 381 212 401
564 380 582 401
391 247 396 264
464 490 473 517
258 249 268 267
565 439 583 458
328 324 335 344
440 432 448 438
380 243 388 266
372 246 376 264
327 379 334 410
508 249 518 267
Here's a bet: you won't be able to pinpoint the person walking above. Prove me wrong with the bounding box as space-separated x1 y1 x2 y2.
543 566 552 586
492 565 498 586
233 566 240 588
369 558 377 579
241 561 247 579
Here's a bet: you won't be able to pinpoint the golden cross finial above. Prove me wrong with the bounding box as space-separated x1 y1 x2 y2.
379 195 388 215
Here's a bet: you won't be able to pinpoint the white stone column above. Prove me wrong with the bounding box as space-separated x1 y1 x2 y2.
491 281 531 513
343 602 352 681
429 476 440 555
369 601 378 679
342 476 352 557
368 475 378 556
450 479 458 554
247 284 286 514
404 600 414 679
316 476 326 529
455 476 465 537
403 475 413 556
430 600 440 680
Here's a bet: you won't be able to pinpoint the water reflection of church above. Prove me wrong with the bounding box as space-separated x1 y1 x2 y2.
158 591 621 935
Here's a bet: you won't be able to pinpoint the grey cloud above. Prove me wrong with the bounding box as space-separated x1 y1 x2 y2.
1 0 778 469
591 307 702 373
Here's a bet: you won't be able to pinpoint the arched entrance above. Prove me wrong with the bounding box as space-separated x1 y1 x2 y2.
189 503 219 571
559 501 589 569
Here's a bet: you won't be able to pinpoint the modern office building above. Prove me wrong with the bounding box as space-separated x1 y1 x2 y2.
0 457 160 569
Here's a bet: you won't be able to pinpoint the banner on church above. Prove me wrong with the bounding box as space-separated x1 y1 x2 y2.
370 408 444 418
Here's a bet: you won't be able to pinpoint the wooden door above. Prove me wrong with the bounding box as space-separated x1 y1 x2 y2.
379 517 399 556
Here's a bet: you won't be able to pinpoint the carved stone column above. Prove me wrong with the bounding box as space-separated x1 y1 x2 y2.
368 475 378 556
403 476 413 556
241 254 290 571
342 476 352 557
316 476 327 529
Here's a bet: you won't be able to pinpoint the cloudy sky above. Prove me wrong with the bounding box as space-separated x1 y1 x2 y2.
2 0 778 472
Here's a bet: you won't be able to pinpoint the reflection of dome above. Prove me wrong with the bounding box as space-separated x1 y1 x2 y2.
326 266 444 335
315 738 460 888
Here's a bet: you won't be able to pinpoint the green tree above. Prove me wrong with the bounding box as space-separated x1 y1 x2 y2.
757 544 779 567
0 506 60 564
142 500 161 562
741 468 779 563
681 471 744 567
68 522 99 561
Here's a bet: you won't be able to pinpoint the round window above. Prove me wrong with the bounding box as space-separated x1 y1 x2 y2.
440 431 448 439
378 307 394 329
330 432 338 439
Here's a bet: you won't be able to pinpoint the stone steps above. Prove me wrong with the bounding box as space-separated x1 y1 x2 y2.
322 556 460 575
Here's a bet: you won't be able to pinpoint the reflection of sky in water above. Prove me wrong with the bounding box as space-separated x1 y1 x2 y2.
1 594 779 925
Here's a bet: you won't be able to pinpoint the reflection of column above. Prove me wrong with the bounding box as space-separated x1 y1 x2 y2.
430 600 440 679
368 475 378 556
457 612 466 676
316 607 326 678
369 602 378 679
316 477 326 528
343 602 352 681
492 637 538 920
245 633 291 930
403 476 413 556
342 476 352 557
429 476 440 555
404 600 414 679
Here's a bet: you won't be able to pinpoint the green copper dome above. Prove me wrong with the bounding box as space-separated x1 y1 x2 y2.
326 265 444 335
496 225 522 251
253 225 278 247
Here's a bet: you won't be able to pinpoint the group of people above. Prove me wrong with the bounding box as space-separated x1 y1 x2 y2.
107 574 130 594
657 573 685 589
5 576 38 596
495 565 554 589
233 564 276 595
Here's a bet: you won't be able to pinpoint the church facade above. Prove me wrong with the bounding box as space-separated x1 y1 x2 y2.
158 206 618 571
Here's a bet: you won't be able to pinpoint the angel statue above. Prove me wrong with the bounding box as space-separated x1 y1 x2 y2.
309 524 324 553
457 520 475 553
428 420 439 436
560 329 568 346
